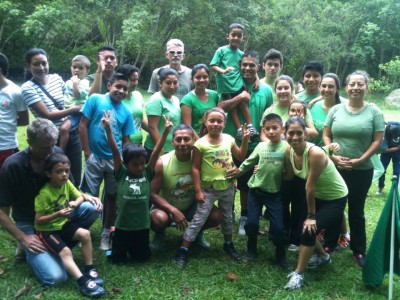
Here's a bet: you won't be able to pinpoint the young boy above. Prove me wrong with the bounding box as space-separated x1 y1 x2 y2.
210 23 257 139
35 153 105 298
80 73 135 251
59 55 91 151
235 113 289 267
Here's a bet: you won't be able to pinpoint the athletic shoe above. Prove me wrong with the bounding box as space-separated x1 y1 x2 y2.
15 242 26 262
194 231 211 250
85 269 105 286
236 128 243 140
247 124 259 137
99 233 111 251
316 230 325 242
175 248 188 267
150 232 165 252
288 244 300 252
284 272 304 290
223 242 240 260
242 251 256 262
307 254 332 268
80 280 105 298
352 253 365 269
375 189 383 195
238 216 247 236
336 234 350 250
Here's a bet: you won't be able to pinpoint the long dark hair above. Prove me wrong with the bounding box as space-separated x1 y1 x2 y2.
199 107 226 137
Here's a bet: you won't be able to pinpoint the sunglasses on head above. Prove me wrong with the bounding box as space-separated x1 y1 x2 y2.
169 51 183 55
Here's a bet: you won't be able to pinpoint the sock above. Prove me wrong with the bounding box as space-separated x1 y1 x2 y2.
102 228 110 235
77 275 89 287
344 232 350 238
247 123 253 127
84 265 94 273
179 246 189 252
224 241 232 245
241 210 248 217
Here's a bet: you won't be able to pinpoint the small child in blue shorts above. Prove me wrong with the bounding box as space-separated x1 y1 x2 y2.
211 23 257 139
35 153 105 298
59 55 90 151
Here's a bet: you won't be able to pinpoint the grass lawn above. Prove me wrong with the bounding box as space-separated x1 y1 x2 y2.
0 91 399 299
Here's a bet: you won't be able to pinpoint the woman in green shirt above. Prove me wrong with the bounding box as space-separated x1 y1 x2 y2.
119 64 148 145
181 64 219 139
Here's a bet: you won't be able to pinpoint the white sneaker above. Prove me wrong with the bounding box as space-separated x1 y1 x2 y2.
99 233 111 251
284 271 304 290
288 244 300 252
150 232 166 251
238 216 247 236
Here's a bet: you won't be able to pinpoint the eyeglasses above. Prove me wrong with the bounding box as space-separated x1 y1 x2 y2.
169 51 183 55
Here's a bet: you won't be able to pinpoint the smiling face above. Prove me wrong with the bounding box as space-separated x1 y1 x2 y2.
303 70 321 94
289 102 305 118
240 56 259 83
71 61 89 79
28 54 49 81
226 28 244 49
345 74 367 101
160 74 179 98
172 129 195 156
98 50 117 72
320 77 337 101
127 156 146 176
275 80 293 103
129 71 139 91
108 79 129 103
285 121 306 149
46 162 70 188
193 68 209 91
205 111 226 137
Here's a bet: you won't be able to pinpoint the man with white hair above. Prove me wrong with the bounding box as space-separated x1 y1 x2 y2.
147 39 192 100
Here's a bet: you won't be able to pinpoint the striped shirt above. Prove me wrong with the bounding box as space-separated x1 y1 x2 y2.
21 74 66 128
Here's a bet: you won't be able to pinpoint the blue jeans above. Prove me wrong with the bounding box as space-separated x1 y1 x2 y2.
378 151 400 189
16 202 99 286
245 188 287 246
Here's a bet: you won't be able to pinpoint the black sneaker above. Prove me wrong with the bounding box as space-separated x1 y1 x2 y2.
276 247 291 269
85 269 105 286
223 242 240 260
352 253 366 269
175 248 188 267
242 251 256 262
80 280 105 298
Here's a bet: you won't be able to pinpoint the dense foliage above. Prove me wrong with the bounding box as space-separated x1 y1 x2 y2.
1 0 399 88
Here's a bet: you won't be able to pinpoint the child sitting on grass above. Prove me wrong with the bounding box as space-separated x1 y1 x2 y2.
102 110 172 263
34 153 105 298
59 55 90 151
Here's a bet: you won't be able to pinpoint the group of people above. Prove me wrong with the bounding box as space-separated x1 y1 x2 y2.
0 21 396 296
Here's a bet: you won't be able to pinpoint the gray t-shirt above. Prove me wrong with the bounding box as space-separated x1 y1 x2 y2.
147 65 192 100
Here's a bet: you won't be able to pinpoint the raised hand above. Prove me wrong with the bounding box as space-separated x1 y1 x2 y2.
242 123 250 141
101 110 111 130
163 115 173 133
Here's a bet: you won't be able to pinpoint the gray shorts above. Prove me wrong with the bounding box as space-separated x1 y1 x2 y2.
150 201 197 226
80 154 117 196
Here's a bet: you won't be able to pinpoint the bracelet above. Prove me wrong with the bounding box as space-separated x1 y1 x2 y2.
307 213 316 220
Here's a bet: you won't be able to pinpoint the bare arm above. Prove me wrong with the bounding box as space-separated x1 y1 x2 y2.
30 101 81 121
211 65 233 74
231 125 249 161
306 121 318 139
102 110 122 170
79 116 91 160
35 208 71 226
147 115 162 146
181 104 199 140
72 76 81 99
282 146 294 180
148 116 173 170
217 90 250 112
89 58 105 96
0 207 47 253
192 147 204 203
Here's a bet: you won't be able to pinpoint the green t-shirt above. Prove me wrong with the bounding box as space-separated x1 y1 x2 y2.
290 143 348 200
114 164 153 230
64 78 90 108
34 180 81 231
122 91 144 144
144 92 181 152
210 45 244 94
180 90 219 135
325 103 385 170
223 81 273 151
260 78 277 103
296 90 320 104
86 73 110 95
195 133 236 190
159 151 195 211
239 140 288 193
309 101 326 146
